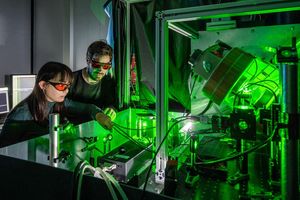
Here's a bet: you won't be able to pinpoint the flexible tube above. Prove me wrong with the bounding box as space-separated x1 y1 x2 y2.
93 166 118 200
101 169 128 200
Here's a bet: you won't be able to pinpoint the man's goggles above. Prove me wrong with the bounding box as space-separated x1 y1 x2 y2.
91 60 112 70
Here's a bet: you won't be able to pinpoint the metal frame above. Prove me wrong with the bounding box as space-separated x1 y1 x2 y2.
154 0 300 189
121 0 152 107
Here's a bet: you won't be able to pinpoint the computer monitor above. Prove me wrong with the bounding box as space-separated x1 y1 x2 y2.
0 87 9 115
0 87 9 125
5 74 36 109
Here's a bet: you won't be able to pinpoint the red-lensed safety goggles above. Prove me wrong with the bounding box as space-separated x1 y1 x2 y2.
48 81 71 91
91 60 112 70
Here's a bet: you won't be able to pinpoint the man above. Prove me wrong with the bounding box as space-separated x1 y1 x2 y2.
68 41 117 129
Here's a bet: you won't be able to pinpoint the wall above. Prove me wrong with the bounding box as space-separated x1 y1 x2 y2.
0 0 31 86
0 0 110 86
33 0 69 72
34 0 110 72
72 0 110 70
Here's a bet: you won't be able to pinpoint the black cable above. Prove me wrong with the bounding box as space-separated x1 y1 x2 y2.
141 116 194 200
113 122 155 131
232 78 279 107
189 73 198 96
168 135 192 160
194 125 278 165
94 147 104 155
247 79 279 88
183 73 198 116
246 83 278 103
113 114 190 131
113 125 154 153
185 99 213 117
232 91 251 107
71 161 89 200
198 100 213 115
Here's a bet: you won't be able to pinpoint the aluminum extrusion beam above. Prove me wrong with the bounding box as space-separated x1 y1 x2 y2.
160 0 300 22
155 11 169 184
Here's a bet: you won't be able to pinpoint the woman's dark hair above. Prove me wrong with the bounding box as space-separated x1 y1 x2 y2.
26 62 73 122
86 40 113 62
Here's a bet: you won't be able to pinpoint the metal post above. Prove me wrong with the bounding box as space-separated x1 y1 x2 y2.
190 134 197 167
49 113 60 167
124 0 131 107
240 139 249 199
269 104 281 187
278 38 299 200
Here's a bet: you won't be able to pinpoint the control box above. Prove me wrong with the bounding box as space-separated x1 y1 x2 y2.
98 140 152 183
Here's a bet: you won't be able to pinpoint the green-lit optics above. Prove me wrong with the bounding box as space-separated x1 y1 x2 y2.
236 105 252 110
180 121 193 133
193 140 198 149
238 120 248 131
281 50 292 57
241 87 251 93
143 122 147 127
264 46 277 54
62 123 76 134
232 57 279 109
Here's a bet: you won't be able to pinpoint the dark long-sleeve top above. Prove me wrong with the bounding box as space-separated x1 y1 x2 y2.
67 69 117 109
0 98 102 148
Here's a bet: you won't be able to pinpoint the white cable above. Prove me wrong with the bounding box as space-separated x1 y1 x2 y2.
103 164 117 172
76 162 128 200
77 163 117 200
94 166 119 200
76 161 89 200
94 166 128 200
101 170 128 200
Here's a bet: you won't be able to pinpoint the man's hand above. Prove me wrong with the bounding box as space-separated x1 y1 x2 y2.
95 112 113 130
103 107 117 121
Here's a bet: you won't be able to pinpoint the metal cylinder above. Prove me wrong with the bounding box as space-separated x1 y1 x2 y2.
189 134 198 167
279 62 299 200
137 113 156 139
49 113 60 167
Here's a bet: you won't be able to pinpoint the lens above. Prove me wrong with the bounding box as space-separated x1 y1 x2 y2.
91 62 101 68
91 60 111 70
54 84 68 91
102 64 111 70
48 82 70 91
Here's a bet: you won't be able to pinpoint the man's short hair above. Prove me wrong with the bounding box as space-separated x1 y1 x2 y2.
86 40 113 62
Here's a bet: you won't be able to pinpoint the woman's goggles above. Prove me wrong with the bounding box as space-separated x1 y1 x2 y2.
91 60 112 70
48 81 71 91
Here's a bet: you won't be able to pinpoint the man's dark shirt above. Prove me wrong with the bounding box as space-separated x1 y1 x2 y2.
68 69 117 109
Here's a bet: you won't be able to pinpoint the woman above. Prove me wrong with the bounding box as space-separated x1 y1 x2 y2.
0 61 113 148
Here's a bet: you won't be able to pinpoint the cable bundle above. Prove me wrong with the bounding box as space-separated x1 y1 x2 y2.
73 160 128 200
